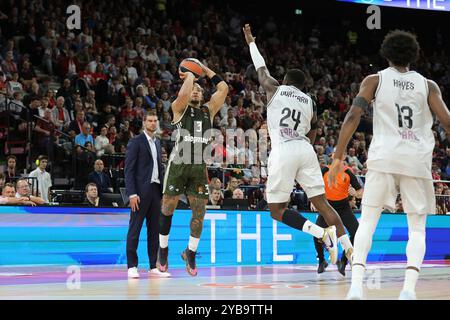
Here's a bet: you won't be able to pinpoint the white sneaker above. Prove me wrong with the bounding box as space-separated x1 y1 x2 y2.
346 285 363 300
322 226 338 264
149 268 171 277
128 267 140 278
399 290 417 300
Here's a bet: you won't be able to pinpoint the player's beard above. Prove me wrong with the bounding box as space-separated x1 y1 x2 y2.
189 99 201 108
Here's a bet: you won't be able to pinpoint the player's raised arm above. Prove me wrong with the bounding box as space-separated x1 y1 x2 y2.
427 79 450 137
328 74 378 186
243 24 279 101
201 64 229 117
172 71 195 118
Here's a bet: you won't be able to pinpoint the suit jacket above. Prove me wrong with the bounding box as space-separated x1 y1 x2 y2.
88 170 112 194
125 132 164 200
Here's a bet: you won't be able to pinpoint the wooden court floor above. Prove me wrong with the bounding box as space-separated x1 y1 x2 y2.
0 261 449 300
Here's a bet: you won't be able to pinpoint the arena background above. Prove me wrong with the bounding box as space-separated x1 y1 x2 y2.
0 0 449 302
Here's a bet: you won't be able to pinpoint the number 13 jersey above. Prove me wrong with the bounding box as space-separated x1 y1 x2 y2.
368 67 434 179
266 85 314 146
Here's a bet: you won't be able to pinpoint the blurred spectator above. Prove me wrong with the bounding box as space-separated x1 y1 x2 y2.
346 147 364 170
223 176 239 199
88 159 113 194
95 126 115 157
210 177 223 190
208 187 223 206
232 188 244 200
247 176 264 208
75 122 94 147
83 183 101 207
52 96 71 131
68 110 86 138
15 178 46 205
6 72 22 96
4 155 19 183
28 155 52 203
58 49 80 79
435 183 446 215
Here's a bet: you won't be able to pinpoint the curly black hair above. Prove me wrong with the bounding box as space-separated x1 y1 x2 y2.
380 30 420 67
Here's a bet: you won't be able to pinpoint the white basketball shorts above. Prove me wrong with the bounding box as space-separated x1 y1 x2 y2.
362 169 436 215
266 139 325 203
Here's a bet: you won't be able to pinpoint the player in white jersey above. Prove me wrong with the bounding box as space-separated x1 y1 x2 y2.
243 24 354 265
329 30 450 300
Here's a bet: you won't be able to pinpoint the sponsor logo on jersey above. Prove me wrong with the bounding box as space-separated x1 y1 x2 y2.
183 135 211 144
279 128 300 139
397 128 420 142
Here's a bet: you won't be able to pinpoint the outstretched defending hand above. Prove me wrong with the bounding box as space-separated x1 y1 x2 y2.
242 24 255 45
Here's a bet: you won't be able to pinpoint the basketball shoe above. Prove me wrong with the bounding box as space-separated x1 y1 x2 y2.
157 246 169 273
181 248 198 276
322 226 338 264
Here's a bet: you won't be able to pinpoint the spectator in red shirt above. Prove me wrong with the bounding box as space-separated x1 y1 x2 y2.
58 49 80 79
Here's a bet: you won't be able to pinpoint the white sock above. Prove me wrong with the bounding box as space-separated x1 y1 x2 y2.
188 236 200 252
302 220 325 240
159 234 169 248
338 234 353 252
403 269 419 293
351 264 365 288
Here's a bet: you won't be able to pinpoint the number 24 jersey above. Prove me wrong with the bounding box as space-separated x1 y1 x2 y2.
266 85 314 146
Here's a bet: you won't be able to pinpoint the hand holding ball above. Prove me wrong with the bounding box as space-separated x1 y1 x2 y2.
179 58 205 80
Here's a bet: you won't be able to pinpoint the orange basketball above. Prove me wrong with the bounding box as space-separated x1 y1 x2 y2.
179 58 204 79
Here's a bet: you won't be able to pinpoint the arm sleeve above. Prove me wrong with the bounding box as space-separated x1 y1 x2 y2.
249 42 266 70
345 169 362 190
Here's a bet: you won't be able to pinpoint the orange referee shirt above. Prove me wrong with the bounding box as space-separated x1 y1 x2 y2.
322 165 362 202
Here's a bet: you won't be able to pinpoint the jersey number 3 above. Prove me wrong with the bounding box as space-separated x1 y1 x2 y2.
396 104 413 129
279 107 301 130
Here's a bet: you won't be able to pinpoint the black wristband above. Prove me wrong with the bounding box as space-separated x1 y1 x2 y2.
211 74 224 86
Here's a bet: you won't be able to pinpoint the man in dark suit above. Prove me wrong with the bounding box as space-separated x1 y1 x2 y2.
88 159 112 194
125 111 168 278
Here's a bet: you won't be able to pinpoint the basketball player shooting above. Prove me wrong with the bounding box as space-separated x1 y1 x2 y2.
328 30 450 300
243 24 354 264
157 59 229 276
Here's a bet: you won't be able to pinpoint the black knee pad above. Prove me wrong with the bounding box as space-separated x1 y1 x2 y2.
159 213 173 235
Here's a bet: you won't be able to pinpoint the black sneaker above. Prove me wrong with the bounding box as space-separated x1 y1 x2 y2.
157 247 169 272
337 255 347 277
181 248 198 276
317 260 328 274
